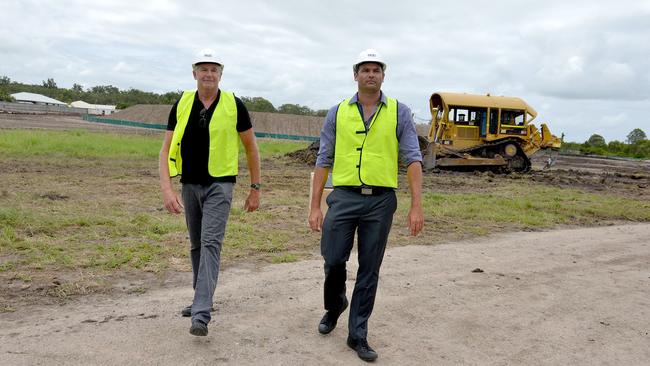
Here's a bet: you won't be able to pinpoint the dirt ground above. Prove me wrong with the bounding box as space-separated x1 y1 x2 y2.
1 224 648 365
286 138 650 201
1 114 649 365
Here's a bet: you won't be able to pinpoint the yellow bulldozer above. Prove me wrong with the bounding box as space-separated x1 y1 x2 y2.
422 92 562 172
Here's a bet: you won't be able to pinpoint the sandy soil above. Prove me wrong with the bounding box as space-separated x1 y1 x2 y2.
1 224 649 365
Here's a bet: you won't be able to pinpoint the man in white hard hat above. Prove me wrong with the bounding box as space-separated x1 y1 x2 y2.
309 48 424 361
159 48 261 336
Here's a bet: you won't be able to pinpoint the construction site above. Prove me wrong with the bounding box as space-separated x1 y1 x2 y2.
0 108 649 365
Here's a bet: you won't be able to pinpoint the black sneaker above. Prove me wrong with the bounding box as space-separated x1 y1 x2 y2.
347 336 378 362
189 320 208 336
318 298 349 334
181 305 216 317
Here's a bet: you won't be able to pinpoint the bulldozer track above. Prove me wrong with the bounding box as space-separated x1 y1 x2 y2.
458 137 531 173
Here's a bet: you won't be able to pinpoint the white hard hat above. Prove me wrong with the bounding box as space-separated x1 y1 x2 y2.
193 48 223 67
353 48 386 72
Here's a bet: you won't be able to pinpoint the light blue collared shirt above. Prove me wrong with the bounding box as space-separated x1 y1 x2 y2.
315 92 423 168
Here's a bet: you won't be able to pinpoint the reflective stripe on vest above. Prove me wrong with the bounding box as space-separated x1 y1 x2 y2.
332 97 399 188
168 90 239 177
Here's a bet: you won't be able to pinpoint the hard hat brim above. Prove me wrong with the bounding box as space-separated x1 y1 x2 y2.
193 61 223 67
354 61 386 71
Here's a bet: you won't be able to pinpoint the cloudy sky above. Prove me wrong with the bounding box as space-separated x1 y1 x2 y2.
2 0 649 142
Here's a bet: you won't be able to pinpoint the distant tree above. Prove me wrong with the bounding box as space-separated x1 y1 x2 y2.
314 109 328 117
42 78 57 88
72 83 84 92
241 96 277 113
0 75 10 85
607 140 626 153
560 141 582 153
626 128 647 145
91 85 119 94
586 134 606 146
630 140 650 158
161 90 183 104
0 90 14 102
278 103 312 115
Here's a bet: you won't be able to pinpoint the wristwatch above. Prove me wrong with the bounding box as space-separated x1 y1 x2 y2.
250 183 261 190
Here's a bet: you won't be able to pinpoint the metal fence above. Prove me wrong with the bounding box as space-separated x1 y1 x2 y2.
83 115 319 141
0 101 88 115
83 115 167 130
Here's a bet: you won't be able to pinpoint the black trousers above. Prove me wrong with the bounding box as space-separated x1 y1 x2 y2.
320 187 397 340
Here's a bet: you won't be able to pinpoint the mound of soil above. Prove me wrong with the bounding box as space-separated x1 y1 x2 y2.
109 105 171 125
286 140 320 165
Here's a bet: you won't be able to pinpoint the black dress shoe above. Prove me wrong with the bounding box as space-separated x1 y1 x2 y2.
181 305 216 317
318 298 349 334
181 305 192 317
347 336 378 362
189 320 208 336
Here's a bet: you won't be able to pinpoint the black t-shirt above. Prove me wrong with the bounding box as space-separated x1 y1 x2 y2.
167 90 253 184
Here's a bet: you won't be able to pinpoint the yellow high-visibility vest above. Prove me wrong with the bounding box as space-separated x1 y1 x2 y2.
168 90 239 177
332 97 398 188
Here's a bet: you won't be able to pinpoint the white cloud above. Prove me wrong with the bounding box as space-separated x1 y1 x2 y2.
112 62 134 73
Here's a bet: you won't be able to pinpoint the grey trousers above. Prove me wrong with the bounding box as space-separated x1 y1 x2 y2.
182 182 234 325
320 187 397 341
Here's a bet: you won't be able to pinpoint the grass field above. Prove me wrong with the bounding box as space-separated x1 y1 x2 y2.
1 129 648 307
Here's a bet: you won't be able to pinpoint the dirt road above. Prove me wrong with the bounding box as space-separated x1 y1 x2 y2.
1 224 648 365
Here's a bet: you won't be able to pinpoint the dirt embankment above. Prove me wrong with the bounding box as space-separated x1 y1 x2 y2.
108 104 324 137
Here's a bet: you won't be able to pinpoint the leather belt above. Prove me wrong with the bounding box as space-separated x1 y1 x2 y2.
336 186 394 196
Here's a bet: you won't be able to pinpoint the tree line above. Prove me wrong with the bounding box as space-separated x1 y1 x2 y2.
1 76 648 159
561 129 649 159
0 76 327 117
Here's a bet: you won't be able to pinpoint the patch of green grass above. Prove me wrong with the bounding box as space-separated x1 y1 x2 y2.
130 214 181 239
0 130 160 159
77 241 185 272
0 306 16 313
221 208 301 260
0 207 21 226
0 130 309 161
0 226 18 246
46 280 101 299
127 286 148 295
272 253 298 263
0 205 187 272
408 184 650 237
11 273 32 282
0 208 25 246
253 139 309 156
253 231 289 253
0 262 16 272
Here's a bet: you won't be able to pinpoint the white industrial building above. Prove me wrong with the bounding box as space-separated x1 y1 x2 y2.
10 92 67 106
70 100 116 115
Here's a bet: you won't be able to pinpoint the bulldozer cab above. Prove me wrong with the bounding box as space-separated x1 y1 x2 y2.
428 92 536 150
